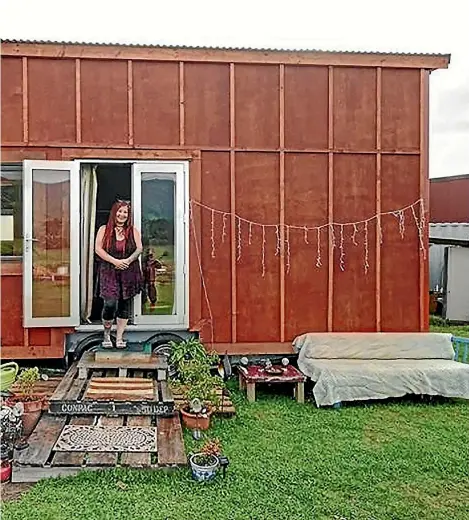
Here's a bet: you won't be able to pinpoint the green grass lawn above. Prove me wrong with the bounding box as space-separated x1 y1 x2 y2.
2 382 468 520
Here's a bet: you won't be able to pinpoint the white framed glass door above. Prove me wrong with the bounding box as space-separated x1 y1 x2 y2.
132 161 188 327
23 160 80 327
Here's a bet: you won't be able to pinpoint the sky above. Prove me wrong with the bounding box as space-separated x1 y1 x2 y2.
1 0 467 178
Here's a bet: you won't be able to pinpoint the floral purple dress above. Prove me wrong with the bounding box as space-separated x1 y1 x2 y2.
98 229 143 301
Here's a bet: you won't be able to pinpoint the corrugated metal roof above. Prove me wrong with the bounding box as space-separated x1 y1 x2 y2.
0 39 451 59
430 223 469 241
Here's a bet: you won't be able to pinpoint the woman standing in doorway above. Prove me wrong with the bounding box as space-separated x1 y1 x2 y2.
95 201 143 348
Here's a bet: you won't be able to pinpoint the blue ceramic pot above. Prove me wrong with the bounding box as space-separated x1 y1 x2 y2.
189 453 219 481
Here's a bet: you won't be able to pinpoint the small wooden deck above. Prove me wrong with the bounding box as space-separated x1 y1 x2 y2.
12 362 186 483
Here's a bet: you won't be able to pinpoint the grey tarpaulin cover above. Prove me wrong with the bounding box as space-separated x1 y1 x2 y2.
293 333 469 407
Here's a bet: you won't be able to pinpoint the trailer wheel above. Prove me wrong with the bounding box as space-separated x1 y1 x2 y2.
148 332 191 378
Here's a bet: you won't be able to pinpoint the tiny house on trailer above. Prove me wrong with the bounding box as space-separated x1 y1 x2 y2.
0 40 450 362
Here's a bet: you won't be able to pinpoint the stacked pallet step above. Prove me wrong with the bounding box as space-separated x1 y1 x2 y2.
12 346 186 482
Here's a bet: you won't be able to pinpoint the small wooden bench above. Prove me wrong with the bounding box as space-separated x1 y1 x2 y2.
238 365 306 403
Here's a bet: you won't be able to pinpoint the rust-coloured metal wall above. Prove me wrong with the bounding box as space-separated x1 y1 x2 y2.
0 42 449 358
430 175 469 223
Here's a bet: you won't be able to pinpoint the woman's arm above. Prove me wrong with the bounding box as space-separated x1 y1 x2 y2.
95 225 126 268
124 227 143 264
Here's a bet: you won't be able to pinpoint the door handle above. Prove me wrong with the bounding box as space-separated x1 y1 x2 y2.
24 237 39 242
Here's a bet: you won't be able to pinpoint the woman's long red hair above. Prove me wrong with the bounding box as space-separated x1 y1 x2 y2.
102 201 132 251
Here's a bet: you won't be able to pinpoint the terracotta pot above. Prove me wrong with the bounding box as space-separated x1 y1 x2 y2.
7 395 44 438
180 408 212 431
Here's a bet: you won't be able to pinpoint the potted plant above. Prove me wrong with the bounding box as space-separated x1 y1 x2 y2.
7 367 43 437
168 337 219 376
171 357 224 430
189 437 222 481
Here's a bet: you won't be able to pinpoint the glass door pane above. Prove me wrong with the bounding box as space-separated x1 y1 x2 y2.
23 161 80 327
132 162 188 327
141 173 176 316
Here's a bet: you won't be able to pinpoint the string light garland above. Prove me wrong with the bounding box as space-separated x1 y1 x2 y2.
190 198 426 275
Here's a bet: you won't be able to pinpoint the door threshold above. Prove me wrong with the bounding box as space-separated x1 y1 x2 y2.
76 324 188 332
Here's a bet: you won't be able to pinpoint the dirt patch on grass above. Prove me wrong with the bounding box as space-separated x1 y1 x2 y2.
1 482 34 502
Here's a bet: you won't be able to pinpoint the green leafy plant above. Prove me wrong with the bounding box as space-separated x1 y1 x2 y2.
171 357 224 411
169 337 219 375
15 367 40 401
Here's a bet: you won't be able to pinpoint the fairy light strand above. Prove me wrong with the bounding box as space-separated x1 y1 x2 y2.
364 221 370 274
221 213 228 243
210 209 216 258
286 225 291 274
316 228 322 268
352 223 359 246
339 224 345 272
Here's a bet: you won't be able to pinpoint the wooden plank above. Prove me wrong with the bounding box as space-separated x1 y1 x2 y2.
3 42 450 69
49 362 78 402
86 377 153 385
179 61 185 145
230 62 237 344
159 381 174 403
120 415 153 468
77 351 166 373
15 413 67 467
52 416 93 467
22 57 28 142
376 67 382 332
157 415 186 467
65 372 89 401
12 465 99 483
327 65 334 331
49 400 174 416
75 58 81 143
85 416 123 467
153 379 160 402
279 64 286 344
127 59 134 146
420 69 430 331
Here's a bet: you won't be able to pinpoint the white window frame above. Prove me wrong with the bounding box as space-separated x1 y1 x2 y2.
23 160 80 327
132 161 189 328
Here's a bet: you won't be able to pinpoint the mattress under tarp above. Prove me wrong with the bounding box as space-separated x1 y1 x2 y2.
293 333 469 407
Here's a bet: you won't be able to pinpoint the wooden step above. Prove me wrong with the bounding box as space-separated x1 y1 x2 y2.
49 364 175 417
77 351 168 380
95 342 152 362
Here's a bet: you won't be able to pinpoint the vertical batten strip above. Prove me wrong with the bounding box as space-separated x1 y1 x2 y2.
327 66 334 331
229 63 237 343
419 69 430 331
22 57 28 143
376 67 382 331
75 59 82 143
179 62 185 146
279 64 286 343
127 60 134 146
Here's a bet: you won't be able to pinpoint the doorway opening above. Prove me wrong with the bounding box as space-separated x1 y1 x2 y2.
81 163 131 324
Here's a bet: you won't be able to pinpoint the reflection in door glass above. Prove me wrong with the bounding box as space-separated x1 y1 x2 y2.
141 173 176 316
32 169 71 318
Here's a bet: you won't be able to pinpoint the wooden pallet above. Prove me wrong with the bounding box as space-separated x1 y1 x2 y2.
77 351 168 380
12 369 186 483
172 388 236 416
49 363 175 416
10 375 64 411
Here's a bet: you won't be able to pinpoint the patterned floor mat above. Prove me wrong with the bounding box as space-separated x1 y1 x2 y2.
53 425 157 452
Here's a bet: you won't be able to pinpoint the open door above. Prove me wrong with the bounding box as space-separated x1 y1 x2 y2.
23 160 80 327
132 161 188 327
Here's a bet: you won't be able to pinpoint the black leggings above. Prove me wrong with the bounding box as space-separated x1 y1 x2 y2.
102 298 131 321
